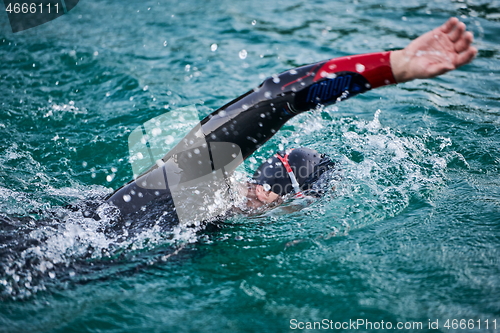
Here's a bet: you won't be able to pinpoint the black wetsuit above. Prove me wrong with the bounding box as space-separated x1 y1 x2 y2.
107 52 396 222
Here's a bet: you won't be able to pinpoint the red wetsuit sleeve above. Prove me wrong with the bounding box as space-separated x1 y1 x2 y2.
313 51 396 88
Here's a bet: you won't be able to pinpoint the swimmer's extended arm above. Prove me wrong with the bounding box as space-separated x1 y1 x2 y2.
107 18 476 213
197 17 477 160
391 17 476 83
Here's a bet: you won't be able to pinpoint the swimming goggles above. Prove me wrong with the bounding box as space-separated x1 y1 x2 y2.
275 150 304 198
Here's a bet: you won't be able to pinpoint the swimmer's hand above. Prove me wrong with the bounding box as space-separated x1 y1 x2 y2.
390 17 477 83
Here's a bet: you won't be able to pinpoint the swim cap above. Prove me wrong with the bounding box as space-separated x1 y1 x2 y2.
252 147 334 196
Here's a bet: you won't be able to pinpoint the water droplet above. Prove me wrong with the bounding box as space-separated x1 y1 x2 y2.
143 85 149 91
355 63 365 73
251 20 257 25
123 194 131 202
264 91 272 99
211 43 218 51
165 135 174 144
239 49 247 59
272 75 280 83
152 128 162 136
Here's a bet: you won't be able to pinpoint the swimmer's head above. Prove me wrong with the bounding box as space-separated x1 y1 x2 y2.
252 147 334 202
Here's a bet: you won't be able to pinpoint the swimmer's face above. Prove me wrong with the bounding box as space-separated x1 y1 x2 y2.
255 184 281 204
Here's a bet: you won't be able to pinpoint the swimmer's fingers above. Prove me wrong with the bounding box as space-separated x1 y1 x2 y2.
439 17 466 43
456 46 478 67
454 30 474 53
439 17 459 34
439 18 477 67
448 21 466 43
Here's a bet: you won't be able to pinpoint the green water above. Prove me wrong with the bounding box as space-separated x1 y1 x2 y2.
1 0 500 332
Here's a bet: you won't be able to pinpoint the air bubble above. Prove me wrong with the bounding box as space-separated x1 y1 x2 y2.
239 49 247 59
123 194 131 202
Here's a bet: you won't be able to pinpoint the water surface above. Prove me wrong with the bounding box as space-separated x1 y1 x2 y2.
1 0 500 332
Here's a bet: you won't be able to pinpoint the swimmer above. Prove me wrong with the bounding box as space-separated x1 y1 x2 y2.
107 17 476 223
